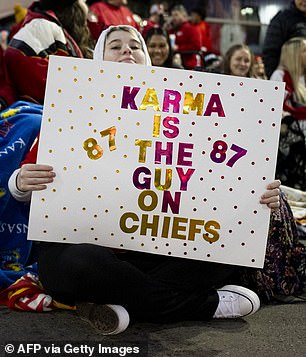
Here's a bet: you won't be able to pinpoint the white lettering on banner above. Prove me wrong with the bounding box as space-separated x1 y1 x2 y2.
0 222 28 234
0 137 26 157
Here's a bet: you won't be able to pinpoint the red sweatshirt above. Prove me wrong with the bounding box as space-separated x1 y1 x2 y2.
21 137 39 166
90 2 139 39
0 46 16 109
4 2 83 104
171 21 202 70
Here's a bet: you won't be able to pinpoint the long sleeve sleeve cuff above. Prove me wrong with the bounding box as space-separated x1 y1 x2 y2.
8 168 32 202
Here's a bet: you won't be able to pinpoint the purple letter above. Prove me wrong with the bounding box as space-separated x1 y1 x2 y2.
203 94 225 117
155 141 173 165
177 142 194 166
132 167 151 189
121 86 140 110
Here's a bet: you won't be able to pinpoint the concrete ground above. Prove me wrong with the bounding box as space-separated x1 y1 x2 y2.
0 300 305 357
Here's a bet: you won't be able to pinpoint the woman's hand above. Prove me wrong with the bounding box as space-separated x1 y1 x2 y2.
16 164 56 192
260 179 281 209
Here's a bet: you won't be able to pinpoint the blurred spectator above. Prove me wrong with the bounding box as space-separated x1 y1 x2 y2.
223 44 254 77
9 3 28 39
167 4 202 70
271 37 306 119
262 0 306 78
142 3 165 39
88 0 139 39
252 55 267 80
202 52 223 73
0 46 15 111
144 27 183 68
4 0 94 104
14 3 28 24
219 0 245 56
0 30 9 51
190 6 212 53
270 37 306 189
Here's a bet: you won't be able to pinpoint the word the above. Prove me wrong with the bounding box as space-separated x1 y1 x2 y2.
0 138 25 157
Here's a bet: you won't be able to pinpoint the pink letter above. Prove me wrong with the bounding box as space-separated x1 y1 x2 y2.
162 89 181 113
163 116 180 139
176 167 195 191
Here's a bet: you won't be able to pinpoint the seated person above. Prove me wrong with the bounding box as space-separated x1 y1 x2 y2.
8 25 281 336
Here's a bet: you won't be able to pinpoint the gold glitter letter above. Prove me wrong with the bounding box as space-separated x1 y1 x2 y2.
139 88 161 111
135 140 152 163
183 92 204 116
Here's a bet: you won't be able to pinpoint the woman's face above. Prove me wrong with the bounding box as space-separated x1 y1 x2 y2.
295 0 306 15
229 48 251 77
147 34 170 66
104 30 146 65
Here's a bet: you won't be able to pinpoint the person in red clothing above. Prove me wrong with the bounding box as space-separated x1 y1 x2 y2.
167 4 202 70
4 0 94 105
88 0 139 39
270 37 306 189
9 25 283 337
190 6 212 53
141 3 165 39
0 46 15 111
9 3 28 40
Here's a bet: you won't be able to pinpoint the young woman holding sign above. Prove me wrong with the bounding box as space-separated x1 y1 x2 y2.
9 26 281 335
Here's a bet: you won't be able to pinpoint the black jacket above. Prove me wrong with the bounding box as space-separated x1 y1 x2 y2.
262 1 306 78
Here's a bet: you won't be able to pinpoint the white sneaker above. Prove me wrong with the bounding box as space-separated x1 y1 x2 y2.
77 303 130 335
213 285 260 319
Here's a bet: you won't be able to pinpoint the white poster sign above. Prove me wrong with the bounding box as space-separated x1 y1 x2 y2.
28 56 284 268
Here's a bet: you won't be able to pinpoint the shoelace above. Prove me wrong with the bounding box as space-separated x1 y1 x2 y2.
216 294 241 318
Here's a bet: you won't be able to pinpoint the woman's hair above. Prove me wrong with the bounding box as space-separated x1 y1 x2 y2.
144 27 173 68
279 37 306 104
105 25 141 42
223 44 254 77
54 2 95 59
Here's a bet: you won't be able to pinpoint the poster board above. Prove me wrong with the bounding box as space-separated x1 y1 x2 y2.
28 55 284 268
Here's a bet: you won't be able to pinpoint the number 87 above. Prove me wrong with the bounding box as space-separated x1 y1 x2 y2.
210 140 247 167
83 126 117 160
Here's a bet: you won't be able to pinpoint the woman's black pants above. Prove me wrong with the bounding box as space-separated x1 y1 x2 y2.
38 243 236 322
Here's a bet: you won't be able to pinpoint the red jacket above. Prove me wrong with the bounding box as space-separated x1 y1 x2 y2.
141 20 159 39
171 21 202 70
21 136 39 166
192 21 212 53
0 46 16 109
90 2 139 39
4 2 83 104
